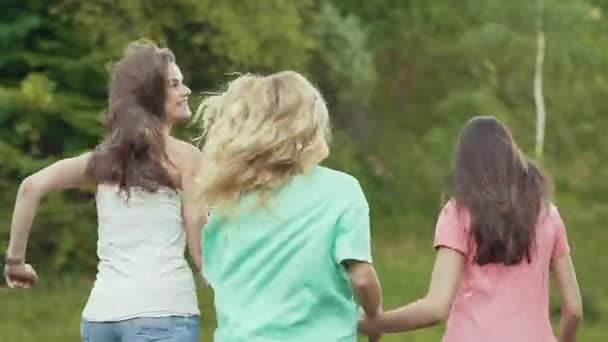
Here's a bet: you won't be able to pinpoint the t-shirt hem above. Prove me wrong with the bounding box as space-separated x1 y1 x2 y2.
433 243 467 256
337 255 373 265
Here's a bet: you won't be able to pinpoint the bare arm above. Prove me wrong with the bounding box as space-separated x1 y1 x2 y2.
6 153 91 261
178 144 207 272
346 261 382 319
181 172 207 272
553 254 583 342
361 247 464 334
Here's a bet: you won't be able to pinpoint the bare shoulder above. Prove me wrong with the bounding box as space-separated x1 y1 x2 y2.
166 136 202 172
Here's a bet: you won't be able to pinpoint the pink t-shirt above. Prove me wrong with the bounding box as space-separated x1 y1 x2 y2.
434 200 570 342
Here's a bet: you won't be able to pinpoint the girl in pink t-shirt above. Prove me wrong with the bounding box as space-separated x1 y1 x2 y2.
360 116 582 342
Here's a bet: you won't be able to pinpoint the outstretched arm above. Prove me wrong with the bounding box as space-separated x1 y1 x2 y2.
360 247 464 334
4 153 91 287
6 153 91 261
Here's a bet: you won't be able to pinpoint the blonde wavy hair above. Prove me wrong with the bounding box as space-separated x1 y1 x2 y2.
195 71 331 210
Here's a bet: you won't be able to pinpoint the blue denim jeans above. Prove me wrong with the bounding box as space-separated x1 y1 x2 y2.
81 316 200 342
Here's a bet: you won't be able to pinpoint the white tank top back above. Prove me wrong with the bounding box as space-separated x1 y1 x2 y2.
82 184 199 322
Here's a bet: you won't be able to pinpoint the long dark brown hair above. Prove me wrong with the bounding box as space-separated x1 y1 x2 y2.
86 41 177 193
448 116 550 266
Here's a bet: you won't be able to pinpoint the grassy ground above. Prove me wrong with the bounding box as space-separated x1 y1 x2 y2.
0 234 605 341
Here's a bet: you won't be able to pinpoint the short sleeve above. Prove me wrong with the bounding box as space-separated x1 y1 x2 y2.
433 201 469 256
551 206 571 260
333 179 372 265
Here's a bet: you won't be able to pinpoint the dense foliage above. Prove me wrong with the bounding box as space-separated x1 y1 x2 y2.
1 1 606 338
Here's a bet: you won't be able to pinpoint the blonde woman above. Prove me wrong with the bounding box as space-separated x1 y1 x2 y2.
196 71 382 341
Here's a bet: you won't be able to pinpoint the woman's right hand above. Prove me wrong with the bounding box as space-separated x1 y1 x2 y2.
359 314 382 341
4 153 90 291
4 263 38 288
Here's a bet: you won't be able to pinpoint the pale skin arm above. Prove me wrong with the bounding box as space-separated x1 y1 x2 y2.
4 152 91 288
359 247 465 335
347 261 383 319
179 147 207 272
346 261 383 342
552 254 583 342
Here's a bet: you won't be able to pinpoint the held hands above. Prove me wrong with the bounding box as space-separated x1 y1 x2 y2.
358 307 383 342
359 315 382 342
4 262 38 289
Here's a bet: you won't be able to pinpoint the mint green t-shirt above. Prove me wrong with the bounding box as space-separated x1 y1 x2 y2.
202 166 372 342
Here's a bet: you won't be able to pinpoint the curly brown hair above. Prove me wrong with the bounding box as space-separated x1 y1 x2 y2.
86 41 177 194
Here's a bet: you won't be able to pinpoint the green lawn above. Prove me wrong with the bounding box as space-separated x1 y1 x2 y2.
1 235 605 341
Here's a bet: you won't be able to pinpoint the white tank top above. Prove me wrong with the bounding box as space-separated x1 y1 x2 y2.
82 184 200 322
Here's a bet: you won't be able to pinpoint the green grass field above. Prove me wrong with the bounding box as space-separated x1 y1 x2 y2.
1 234 605 341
